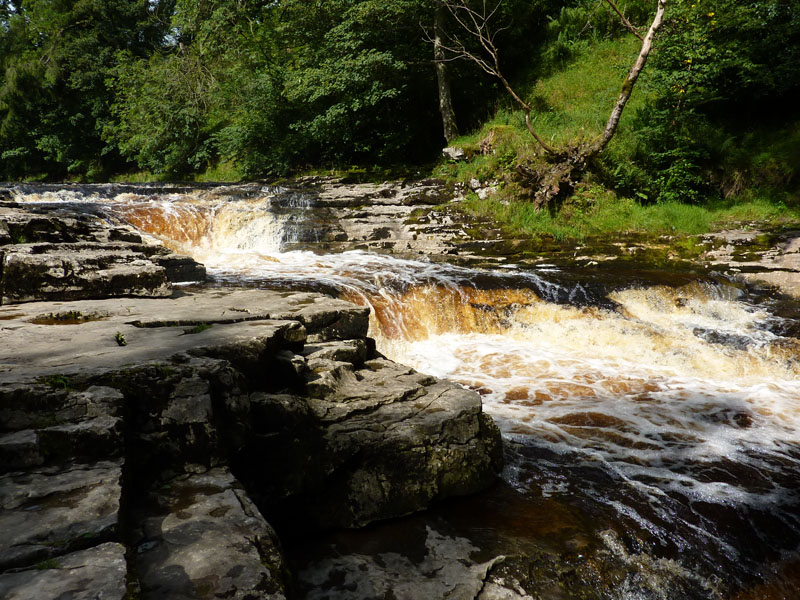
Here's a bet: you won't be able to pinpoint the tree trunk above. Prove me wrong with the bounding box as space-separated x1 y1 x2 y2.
434 3 459 144
588 0 666 156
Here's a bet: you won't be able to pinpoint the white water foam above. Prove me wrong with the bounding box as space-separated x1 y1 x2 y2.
12 185 800 584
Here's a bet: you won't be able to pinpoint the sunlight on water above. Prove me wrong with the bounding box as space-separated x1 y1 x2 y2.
12 185 800 595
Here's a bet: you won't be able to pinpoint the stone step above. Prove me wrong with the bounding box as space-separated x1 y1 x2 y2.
0 416 122 471
0 461 123 571
0 542 128 600
132 469 288 600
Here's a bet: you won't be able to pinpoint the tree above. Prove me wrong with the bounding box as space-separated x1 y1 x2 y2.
433 1 460 143
439 0 666 208
277 0 441 166
0 0 160 180
633 0 800 203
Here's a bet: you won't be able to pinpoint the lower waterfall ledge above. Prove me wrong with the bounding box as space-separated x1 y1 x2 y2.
0 286 503 599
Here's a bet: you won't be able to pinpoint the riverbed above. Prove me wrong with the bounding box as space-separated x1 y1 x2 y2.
11 182 800 599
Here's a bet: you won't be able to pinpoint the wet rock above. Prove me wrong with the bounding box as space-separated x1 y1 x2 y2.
133 469 288 600
0 461 122 570
703 229 800 298
0 542 128 600
474 530 717 600
298 526 501 600
276 177 492 259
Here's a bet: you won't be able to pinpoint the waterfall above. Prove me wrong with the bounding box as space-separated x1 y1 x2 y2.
9 182 800 597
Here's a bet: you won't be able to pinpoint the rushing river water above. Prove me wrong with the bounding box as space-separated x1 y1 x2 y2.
11 183 800 599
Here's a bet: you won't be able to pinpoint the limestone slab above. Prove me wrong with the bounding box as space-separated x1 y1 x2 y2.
0 542 128 600
134 469 288 600
0 461 122 570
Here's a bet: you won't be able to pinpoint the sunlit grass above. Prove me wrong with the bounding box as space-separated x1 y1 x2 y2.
435 36 646 184
439 33 798 240
463 185 800 242
195 161 243 183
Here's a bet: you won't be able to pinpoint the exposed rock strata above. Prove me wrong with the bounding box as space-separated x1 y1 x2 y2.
0 202 205 304
264 177 501 258
0 286 502 598
700 229 800 298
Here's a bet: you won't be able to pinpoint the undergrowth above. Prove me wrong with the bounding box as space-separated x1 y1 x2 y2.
438 27 798 240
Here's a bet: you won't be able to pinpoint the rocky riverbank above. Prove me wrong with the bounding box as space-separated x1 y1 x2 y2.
0 200 502 599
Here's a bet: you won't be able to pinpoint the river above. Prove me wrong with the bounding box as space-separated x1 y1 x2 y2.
12 183 800 599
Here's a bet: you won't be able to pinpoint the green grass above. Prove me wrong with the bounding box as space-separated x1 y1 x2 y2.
108 171 160 183
39 374 72 391
195 161 243 182
439 31 799 240
436 37 647 185
463 184 800 242
108 161 244 184
183 322 213 335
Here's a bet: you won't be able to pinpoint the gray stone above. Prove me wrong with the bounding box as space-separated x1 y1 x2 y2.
442 146 467 161
1 245 172 304
0 461 122 570
0 430 40 470
0 385 124 432
0 203 206 304
301 339 368 366
0 416 122 471
703 229 800 298
134 469 288 600
298 527 502 600
229 356 503 530
0 300 305 382
314 376 503 528
0 542 128 600
150 252 207 283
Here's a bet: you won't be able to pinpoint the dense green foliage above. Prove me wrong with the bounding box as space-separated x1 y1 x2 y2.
0 0 168 179
630 0 800 204
1 0 798 220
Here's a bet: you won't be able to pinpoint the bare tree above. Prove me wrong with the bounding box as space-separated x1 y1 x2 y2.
438 0 667 208
434 2 460 143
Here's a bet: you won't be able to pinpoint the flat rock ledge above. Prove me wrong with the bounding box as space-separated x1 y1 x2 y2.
700 228 800 299
0 288 502 599
0 200 206 304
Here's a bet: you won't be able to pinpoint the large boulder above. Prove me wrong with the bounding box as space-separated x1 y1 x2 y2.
222 343 503 529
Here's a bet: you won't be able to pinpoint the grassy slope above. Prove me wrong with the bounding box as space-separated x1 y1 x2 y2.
435 37 800 241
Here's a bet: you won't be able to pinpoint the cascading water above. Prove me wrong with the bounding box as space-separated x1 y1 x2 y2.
11 184 800 598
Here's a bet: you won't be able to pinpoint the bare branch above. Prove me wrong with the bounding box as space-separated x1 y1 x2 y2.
438 0 556 154
604 0 644 41
591 0 666 154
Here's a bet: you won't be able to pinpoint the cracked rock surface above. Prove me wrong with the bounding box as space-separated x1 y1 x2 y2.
0 542 128 600
0 284 501 598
